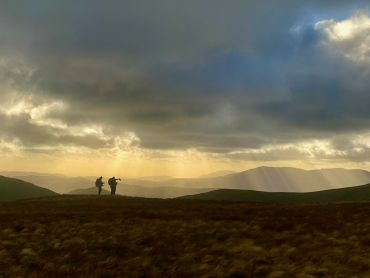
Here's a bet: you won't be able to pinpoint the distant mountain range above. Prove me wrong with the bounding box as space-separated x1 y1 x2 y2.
2 166 370 203
134 176 173 182
197 170 237 178
181 183 370 203
159 167 370 192
0 172 215 198
2 167 370 199
0 176 57 201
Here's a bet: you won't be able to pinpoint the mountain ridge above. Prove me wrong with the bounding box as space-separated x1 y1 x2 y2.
161 167 370 192
2 166 370 195
180 183 370 203
0 176 58 201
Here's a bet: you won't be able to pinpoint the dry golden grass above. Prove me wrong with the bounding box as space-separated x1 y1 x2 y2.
1 195 370 277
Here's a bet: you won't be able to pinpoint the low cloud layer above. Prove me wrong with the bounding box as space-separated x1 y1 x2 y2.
0 1 369 172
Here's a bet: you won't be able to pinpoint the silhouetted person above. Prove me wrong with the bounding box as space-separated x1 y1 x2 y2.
108 177 121 195
95 176 104 195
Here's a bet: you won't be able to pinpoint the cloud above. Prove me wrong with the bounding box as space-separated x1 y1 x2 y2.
0 1 369 167
316 12 370 62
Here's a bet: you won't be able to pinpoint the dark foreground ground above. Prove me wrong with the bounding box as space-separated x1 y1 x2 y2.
1 196 370 277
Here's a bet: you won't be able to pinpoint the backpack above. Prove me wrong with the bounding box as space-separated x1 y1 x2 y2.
108 178 116 186
95 178 103 187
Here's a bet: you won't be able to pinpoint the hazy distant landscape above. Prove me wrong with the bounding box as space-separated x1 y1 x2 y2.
1 166 370 201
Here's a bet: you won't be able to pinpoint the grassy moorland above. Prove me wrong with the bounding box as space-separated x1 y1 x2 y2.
1 196 370 277
181 183 370 203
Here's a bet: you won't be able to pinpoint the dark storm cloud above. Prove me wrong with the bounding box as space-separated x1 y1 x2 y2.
0 113 113 149
0 0 369 158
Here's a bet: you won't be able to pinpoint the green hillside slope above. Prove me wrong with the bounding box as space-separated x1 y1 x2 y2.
0 176 58 201
181 183 370 203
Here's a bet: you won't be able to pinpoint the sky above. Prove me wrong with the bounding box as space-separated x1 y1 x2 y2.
0 0 370 177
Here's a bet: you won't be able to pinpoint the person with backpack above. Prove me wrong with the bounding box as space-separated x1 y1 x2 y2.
95 176 105 195
108 177 121 195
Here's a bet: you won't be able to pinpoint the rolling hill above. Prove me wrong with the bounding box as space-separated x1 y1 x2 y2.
162 167 370 192
0 172 95 194
0 172 188 194
68 185 213 198
197 170 237 178
181 183 370 203
68 187 111 195
4 167 370 197
133 176 173 182
0 176 58 201
118 185 213 198
1 171 214 198
4 175 95 194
